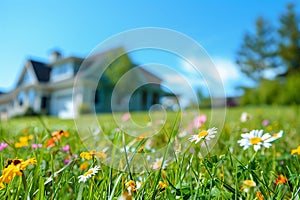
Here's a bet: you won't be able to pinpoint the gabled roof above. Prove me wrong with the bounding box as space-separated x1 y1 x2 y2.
30 60 51 82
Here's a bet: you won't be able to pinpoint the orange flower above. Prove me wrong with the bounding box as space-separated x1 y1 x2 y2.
51 130 69 140
79 162 89 171
158 181 167 189
256 191 264 200
46 138 56 148
46 130 69 148
275 174 287 185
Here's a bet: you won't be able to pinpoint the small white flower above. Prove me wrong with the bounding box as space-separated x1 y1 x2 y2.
237 129 282 151
240 112 251 122
151 157 168 170
189 127 217 144
78 166 100 183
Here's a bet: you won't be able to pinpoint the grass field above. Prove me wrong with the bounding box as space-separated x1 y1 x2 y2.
0 106 299 199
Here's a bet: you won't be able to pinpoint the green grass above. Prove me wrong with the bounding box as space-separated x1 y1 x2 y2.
0 105 299 199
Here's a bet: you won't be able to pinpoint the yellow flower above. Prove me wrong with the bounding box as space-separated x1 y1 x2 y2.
125 180 137 192
158 181 167 189
291 146 300 155
14 135 33 148
241 180 256 192
80 150 106 160
0 158 37 188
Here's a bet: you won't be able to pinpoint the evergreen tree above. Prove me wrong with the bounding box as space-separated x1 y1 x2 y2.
277 3 300 75
236 16 278 81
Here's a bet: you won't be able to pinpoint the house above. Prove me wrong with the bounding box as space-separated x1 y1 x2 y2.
0 47 170 119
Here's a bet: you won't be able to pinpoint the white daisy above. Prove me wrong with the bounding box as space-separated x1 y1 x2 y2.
237 129 281 151
78 166 100 183
151 157 168 170
189 127 217 144
240 112 251 122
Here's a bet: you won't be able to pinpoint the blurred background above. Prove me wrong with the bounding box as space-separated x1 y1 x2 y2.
1 1 300 111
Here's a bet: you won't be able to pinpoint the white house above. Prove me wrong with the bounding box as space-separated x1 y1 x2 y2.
0 47 170 119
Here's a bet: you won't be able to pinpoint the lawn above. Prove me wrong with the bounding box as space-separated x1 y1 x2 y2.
0 106 299 199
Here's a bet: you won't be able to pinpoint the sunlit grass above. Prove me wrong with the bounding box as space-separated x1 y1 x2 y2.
0 106 299 199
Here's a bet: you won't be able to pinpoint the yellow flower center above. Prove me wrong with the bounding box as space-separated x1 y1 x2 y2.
273 133 278 138
83 170 93 176
198 130 208 138
250 137 262 145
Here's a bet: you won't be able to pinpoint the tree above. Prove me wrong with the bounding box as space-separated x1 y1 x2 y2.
236 16 278 81
277 3 300 76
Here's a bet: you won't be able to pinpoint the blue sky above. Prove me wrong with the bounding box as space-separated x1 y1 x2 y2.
0 1 299 98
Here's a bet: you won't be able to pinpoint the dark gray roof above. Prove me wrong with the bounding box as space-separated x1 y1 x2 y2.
30 60 51 82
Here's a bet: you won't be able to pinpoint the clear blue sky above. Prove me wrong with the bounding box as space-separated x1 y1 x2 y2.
0 1 298 96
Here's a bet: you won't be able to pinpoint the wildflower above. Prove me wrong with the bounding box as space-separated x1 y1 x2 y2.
62 145 70 152
270 130 283 141
275 174 287 185
80 162 89 170
189 127 217 144
32 143 43 150
262 119 269 126
0 142 8 151
241 180 256 192
240 112 251 122
125 180 138 193
0 158 37 188
45 130 69 148
64 159 71 165
14 136 33 148
80 150 106 160
122 112 131 122
51 130 69 139
193 114 207 128
158 181 167 189
237 129 281 151
291 145 300 155
117 190 132 200
151 157 168 170
256 191 264 200
78 166 100 183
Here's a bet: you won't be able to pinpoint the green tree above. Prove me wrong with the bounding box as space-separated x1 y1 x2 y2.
277 3 300 76
236 16 278 81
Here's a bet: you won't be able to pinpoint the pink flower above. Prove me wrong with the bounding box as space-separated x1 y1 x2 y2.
32 143 43 149
64 159 71 165
262 119 269 127
62 145 70 152
122 112 131 122
0 142 8 151
193 115 207 128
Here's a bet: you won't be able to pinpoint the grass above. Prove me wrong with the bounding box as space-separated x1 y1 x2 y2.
0 105 299 199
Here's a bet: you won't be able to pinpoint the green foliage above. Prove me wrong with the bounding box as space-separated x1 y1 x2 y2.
278 3 300 75
236 16 278 81
0 107 300 199
236 3 300 81
78 103 91 114
241 74 300 105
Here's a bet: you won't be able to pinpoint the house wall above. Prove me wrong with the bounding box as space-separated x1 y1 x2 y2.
50 88 76 118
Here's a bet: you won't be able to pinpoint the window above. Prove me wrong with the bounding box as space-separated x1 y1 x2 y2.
29 89 35 107
51 62 73 81
18 92 26 106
